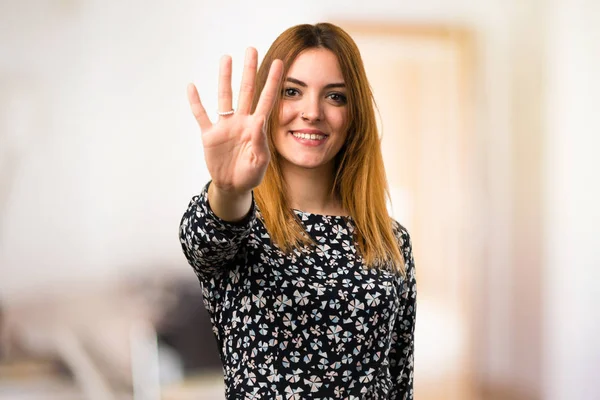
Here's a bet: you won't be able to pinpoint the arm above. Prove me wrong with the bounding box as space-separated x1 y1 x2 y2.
179 181 256 283
181 47 282 282
389 228 417 400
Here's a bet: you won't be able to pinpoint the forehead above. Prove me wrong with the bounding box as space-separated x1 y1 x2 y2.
287 48 344 82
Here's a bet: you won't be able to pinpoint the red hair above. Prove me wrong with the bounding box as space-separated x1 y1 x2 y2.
252 23 405 275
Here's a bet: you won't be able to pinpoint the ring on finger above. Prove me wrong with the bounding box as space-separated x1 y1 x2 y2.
217 109 235 116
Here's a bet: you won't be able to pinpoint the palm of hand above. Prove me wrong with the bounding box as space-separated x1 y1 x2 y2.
201 114 270 193
188 48 283 194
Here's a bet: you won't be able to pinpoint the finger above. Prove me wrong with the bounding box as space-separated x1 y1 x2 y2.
251 115 267 148
218 55 233 116
237 47 258 115
187 83 212 131
254 59 284 117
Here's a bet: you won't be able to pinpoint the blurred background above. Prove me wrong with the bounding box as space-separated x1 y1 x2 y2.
1 0 599 399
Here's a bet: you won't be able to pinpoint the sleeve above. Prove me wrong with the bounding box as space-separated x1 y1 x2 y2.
179 181 257 283
389 227 417 400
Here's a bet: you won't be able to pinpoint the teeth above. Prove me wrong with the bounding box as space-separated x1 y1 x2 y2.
292 132 326 140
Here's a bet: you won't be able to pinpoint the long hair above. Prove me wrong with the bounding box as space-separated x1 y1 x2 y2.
252 23 405 275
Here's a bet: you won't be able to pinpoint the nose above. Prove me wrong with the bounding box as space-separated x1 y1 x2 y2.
301 95 323 122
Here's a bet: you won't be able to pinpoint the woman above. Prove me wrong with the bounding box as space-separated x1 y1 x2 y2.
180 23 416 399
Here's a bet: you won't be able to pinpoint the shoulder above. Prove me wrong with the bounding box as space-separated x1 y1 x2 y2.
391 219 412 252
390 218 416 282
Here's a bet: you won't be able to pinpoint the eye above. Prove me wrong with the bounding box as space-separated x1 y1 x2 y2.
327 92 348 105
283 87 300 97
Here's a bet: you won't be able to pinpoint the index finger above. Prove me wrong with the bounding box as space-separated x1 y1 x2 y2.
218 55 233 116
253 59 284 118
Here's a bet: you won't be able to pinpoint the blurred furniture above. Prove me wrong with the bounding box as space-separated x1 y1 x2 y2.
0 273 221 400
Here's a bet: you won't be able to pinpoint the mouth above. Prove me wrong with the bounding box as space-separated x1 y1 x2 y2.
289 129 329 142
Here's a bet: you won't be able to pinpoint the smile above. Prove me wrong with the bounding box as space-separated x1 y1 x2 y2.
291 132 327 140
289 131 329 147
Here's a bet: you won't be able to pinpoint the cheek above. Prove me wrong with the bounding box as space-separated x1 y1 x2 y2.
330 108 349 132
278 103 295 126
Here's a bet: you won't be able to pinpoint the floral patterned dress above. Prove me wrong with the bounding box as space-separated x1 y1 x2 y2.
179 183 417 399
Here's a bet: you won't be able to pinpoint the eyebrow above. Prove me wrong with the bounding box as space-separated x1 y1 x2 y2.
285 77 346 89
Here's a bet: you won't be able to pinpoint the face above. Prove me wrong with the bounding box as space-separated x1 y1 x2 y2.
274 48 349 174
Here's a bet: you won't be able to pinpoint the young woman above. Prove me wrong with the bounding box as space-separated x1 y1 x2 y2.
180 22 416 399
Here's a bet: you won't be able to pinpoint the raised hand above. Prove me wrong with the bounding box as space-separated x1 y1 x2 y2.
188 48 283 196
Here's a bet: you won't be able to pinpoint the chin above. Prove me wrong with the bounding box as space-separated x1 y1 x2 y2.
288 157 331 170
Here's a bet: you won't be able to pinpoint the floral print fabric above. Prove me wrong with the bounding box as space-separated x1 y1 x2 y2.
179 183 416 399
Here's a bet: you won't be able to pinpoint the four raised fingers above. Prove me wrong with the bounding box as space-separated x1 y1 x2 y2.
191 50 283 128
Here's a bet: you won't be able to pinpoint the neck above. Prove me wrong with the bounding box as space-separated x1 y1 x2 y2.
281 161 345 216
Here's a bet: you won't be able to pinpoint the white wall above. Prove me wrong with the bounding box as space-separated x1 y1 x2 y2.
544 0 600 399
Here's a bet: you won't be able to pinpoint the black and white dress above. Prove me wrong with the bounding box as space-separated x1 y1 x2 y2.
179 183 417 399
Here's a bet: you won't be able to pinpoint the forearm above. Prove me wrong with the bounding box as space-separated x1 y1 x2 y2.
179 182 256 282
